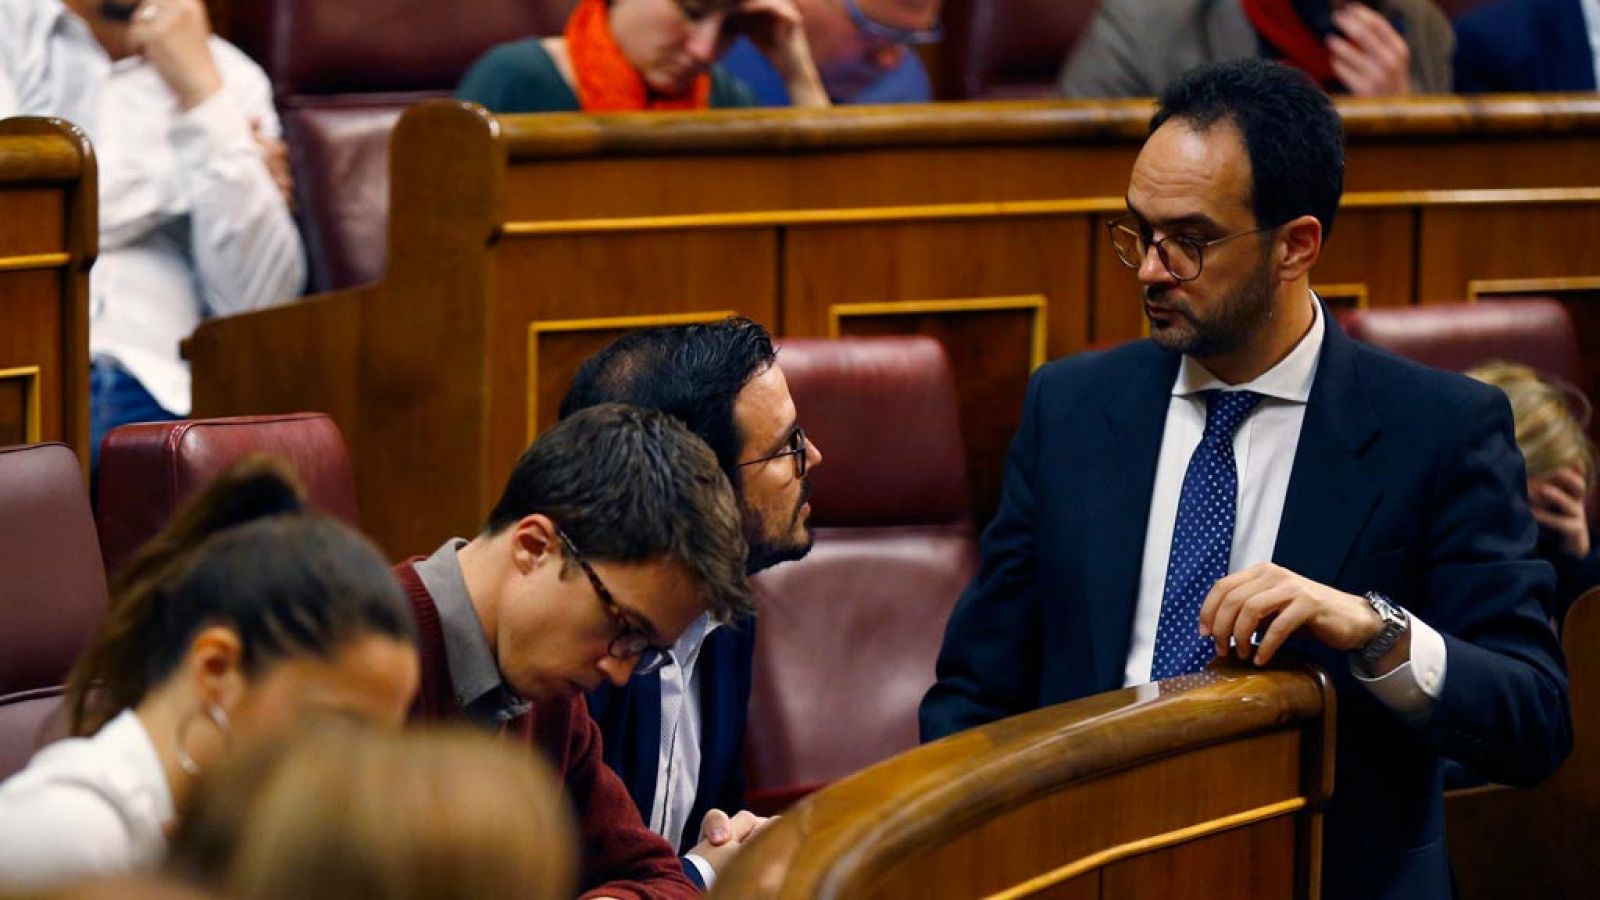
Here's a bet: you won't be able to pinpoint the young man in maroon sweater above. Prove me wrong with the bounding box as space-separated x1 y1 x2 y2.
396 404 752 900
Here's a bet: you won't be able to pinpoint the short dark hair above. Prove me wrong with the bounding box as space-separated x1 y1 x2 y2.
558 317 776 476
1150 59 1346 239
486 404 751 621
66 458 416 736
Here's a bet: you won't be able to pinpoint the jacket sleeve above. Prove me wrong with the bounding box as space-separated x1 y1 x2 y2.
556 699 699 900
920 368 1047 742
1416 388 1571 787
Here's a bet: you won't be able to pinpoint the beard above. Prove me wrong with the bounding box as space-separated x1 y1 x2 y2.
741 476 815 575
1144 253 1277 359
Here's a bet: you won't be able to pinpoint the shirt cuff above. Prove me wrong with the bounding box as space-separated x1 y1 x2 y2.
169 88 255 172
1350 613 1447 725
684 852 716 890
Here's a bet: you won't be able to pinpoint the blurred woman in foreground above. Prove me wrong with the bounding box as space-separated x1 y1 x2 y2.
0 459 419 889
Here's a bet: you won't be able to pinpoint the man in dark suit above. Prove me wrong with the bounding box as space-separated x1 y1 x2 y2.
921 59 1571 900
561 317 823 890
1453 0 1599 93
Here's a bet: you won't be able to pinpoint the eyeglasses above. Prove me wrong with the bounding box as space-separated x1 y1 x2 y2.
1107 215 1275 283
735 426 809 479
843 0 945 46
556 529 671 676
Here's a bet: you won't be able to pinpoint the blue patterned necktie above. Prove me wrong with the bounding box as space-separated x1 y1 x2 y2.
1150 389 1263 680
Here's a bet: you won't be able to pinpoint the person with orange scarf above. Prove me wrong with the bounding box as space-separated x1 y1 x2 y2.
459 0 829 112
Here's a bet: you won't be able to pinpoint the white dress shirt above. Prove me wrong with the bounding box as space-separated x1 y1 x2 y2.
1122 297 1446 721
651 611 718 884
0 709 173 889
1583 0 1600 88
0 0 305 414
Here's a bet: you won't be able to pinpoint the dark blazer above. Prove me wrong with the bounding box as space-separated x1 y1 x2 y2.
587 622 757 883
1453 0 1598 93
920 312 1571 900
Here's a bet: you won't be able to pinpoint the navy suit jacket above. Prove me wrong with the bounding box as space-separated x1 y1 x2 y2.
1454 0 1597 93
587 621 756 883
920 313 1572 899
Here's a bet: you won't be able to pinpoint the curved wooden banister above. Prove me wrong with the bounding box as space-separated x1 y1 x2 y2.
712 663 1334 899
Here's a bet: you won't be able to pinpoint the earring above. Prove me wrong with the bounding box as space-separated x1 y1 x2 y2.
174 702 233 776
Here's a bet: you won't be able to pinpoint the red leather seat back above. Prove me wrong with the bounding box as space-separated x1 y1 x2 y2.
952 0 1100 99
95 413 360 578
1340 298 1582 387
227 0 574 291
0 443 107 777
745 337 976 811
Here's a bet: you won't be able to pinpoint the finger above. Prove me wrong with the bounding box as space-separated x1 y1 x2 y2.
1541 482 1585 520
1232 585 1295 659
1553 466 1588 500
701 808 732 845
1208 574 1268 659
727 810 766 841
1327 36 1383 94
1531 505 1563 531
1344 4 1410 58
1199 564 1268 636
1253 600 1314 666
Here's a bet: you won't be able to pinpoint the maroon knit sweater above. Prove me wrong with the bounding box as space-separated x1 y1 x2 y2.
396 560 697 900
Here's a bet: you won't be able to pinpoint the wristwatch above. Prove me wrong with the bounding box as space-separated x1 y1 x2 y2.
1359 591 1410 665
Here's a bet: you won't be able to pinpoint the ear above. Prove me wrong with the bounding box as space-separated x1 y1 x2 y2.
185 626 246 709
1275 214 1322 283
509 513 560 575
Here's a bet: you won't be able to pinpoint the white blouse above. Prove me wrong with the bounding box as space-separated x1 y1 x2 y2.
0 709 174 889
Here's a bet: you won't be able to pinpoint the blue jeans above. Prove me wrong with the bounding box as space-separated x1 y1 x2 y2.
90 356 179 479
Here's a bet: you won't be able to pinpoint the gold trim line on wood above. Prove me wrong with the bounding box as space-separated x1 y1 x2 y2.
501 200 1126 236
980 796 1310 900
526 310 739 444
827 295 1049 370
498 187 1600 239
0 365 43 443
0 252 70 273
1467 275 1600 301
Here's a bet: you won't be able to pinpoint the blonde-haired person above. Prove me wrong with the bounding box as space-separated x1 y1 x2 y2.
1469 360 1600 625
168 722 577 900
0 459 420 890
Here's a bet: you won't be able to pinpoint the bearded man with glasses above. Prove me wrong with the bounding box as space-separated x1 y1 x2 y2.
721 0 942 104
923 59 1570 900
397 403 751 900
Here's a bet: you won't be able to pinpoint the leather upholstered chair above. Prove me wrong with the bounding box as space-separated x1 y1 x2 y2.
743 336 978 813
945 0 1100 99
1339 298 1582 386
227 0 572 291
95 413 360 579
0 443 109 778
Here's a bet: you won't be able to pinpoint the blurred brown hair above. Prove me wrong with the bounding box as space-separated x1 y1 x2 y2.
168 722 576 900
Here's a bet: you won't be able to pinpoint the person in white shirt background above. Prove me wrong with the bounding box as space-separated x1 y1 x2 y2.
0 459 419 891
0 0 304 471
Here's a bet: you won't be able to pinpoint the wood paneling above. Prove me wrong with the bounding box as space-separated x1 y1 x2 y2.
186 97 1600 556
0 118 96 469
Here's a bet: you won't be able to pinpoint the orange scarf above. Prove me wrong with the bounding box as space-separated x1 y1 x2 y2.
564 0 712 111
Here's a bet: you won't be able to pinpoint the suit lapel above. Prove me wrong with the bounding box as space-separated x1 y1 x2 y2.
1272 311 1382 584
1083 343 1180 691
1545 0 1599 91
624 672 663 823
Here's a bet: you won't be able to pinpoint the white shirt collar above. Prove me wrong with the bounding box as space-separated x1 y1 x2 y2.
102 709 176 831
668 611 720 666
1173 291 1324 404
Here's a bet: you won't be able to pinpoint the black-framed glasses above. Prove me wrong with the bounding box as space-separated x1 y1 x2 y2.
556 529 671 676
1107 215 1275 283
843 0 944 46
735 426 809 479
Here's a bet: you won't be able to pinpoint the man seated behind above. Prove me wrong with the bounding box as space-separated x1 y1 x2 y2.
1059 0 1453 98
397 404 752 900
0 0 304 468
924 59 1569 899
720 0 943 105
560 317 823 889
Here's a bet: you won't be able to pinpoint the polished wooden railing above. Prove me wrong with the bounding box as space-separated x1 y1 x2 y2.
712 664 1335 899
